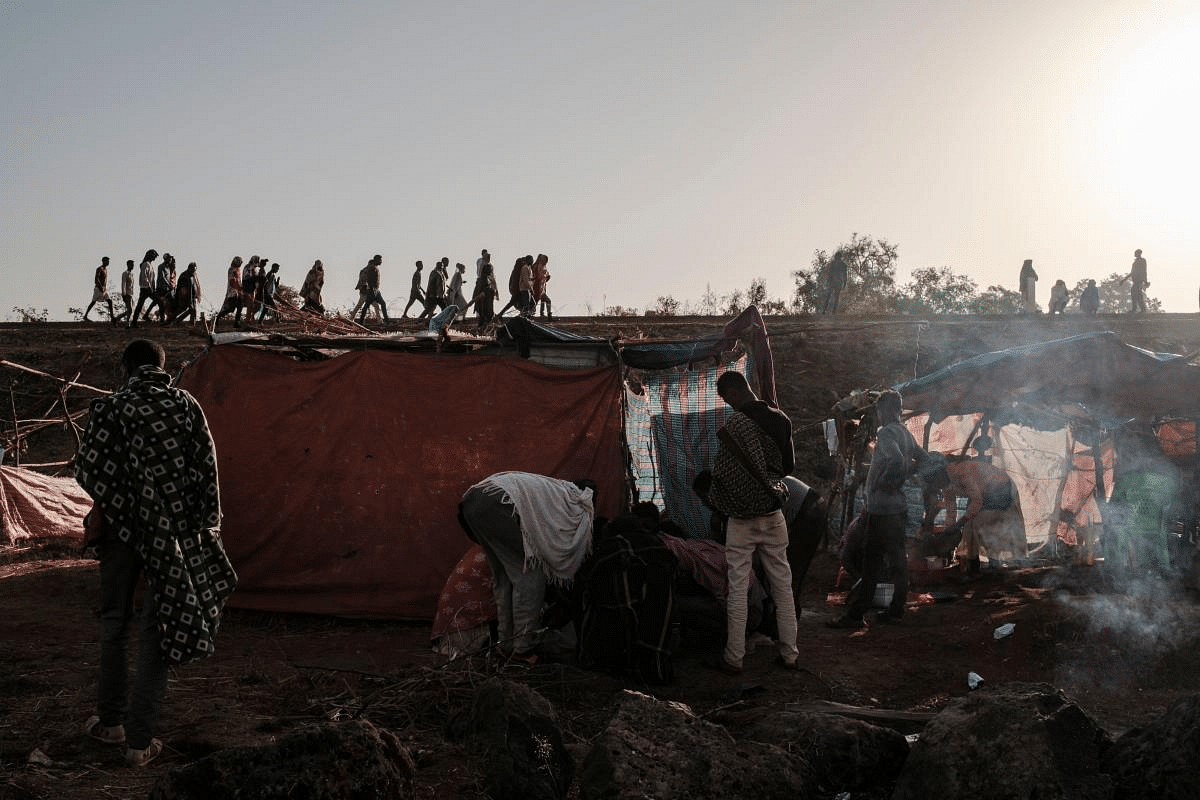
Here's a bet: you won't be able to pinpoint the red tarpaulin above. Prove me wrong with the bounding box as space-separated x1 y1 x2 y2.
178 346 625 619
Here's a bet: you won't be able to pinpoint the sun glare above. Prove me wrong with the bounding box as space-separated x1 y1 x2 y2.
1087 13 1200 230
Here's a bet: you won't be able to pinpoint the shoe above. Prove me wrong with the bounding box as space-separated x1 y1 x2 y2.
874 611 903 625
84 715 125 745
702 657 743 676
774 655 799 671
825 615 866 630
124 738 163 767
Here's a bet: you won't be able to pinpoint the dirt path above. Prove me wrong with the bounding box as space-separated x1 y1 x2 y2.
3 548 1198 799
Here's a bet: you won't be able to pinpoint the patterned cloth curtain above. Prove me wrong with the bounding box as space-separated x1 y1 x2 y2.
624 353 754 539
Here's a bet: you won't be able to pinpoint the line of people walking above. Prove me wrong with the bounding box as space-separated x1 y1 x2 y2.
85 250 212 328
85 251 342 329
83 247 554 331
397 250 553 332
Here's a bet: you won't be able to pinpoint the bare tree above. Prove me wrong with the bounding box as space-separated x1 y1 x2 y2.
652 295 681 316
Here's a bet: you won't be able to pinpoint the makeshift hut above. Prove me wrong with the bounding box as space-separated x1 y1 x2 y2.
834 332 1200 559
174 308 781 620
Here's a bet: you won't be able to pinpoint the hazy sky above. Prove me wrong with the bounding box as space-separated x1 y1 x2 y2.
3 0 1199 320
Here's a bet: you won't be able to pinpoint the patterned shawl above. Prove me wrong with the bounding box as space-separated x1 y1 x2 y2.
708 412 787 518
75 366 237 665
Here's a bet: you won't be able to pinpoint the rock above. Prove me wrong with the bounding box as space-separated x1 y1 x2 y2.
737 710 908 794
148 719 416 800
1103 693 1200 799
466 678 574 800
580 690 807 800
893 682 1114 800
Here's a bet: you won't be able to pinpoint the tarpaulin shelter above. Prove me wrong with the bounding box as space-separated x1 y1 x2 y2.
175 308 780 619
0 465 89 545
178 344 626 619
889 331 1200 549
621 307 779 540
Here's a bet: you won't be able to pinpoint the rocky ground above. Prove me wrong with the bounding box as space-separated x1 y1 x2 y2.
2 313 1200 798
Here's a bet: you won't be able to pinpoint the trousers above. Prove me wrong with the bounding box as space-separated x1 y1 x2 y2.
723 510 799 667
97 539 169 750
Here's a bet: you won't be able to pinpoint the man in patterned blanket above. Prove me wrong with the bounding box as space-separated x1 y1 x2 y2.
75 339 237 767
705 370 799 675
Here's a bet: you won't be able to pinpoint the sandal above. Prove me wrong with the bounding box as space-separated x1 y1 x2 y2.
507 651 540 667
124 738 163 768
84 715 125 745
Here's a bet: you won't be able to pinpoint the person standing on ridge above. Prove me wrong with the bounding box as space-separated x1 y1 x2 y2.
83 257 116 323
173 262 202 325
1080 279 1100 315
401 261 425 318
448 262 468 309
357 254 389 324
532 254 553 320
1019 259 1039 314
117 260 136 324
300 260 325 314
129 249 159 327
214 256 245 329
1048 279 1069 315
821 250 848 314
258 263 280 322
417 258 447 323
1127 249 1148 313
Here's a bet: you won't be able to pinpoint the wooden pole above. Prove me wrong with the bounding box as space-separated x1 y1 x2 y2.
59 385 82 452
0 359 110 396
40 368 84 419
8 383 19 468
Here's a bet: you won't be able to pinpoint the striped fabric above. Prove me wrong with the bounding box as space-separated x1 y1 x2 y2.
624 354 755 539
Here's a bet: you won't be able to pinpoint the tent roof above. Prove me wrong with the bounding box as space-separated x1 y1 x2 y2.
893 331 1200 422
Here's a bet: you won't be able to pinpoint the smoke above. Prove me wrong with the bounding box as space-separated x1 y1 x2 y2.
1051 574 1200 691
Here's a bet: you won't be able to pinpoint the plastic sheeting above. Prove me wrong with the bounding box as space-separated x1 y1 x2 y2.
178 346 626 619
0 465 89 544
895 331 1200 422
906 413 1115 549
625 355 753 539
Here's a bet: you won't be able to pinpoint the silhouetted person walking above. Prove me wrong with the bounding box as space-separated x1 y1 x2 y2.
84 257 116 323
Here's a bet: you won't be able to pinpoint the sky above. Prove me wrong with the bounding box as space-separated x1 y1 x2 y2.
3 0 1199 320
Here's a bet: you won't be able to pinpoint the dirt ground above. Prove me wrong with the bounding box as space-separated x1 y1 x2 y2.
3 315 1200 799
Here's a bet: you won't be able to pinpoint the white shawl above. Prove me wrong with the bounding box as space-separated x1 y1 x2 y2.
475 471 594 584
